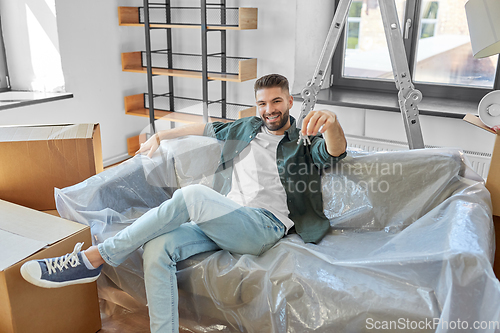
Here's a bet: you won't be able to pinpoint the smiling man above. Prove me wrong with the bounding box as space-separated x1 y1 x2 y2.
20 74 347 333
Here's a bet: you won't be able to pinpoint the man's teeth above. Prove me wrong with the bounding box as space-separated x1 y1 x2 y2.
268 115 279 120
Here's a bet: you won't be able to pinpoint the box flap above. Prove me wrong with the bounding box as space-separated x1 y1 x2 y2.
0 124 95 142
465 114 500 217
0 200 86 245
463 113 499 135
0 229 47 271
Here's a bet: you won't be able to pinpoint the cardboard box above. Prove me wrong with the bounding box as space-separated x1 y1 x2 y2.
0 123 103 211
464 114 500 216
0 199 101 333
488 133 500 216
464 114 500 280
495 215 500 280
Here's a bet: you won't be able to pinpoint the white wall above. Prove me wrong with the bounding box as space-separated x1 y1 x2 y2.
0 0 495 164
291 0 336 94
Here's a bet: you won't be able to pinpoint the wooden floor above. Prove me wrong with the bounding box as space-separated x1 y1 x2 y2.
98 308 199 333
99 308 151 333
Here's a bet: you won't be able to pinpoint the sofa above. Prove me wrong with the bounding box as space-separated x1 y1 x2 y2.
56 135 500 332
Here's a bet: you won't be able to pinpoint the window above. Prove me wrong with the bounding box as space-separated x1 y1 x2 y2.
342 0 407 81
0 0 65 93
413 0 496 88
419 1 438 39
0 1 72 111
332 0 500 101
347 1 363 49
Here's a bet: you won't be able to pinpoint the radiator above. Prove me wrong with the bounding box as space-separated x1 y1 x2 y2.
346 134 492 180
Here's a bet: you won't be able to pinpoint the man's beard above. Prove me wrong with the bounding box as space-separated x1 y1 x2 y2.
263 108 290 132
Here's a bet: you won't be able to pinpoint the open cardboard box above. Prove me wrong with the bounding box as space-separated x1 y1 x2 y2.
0 199 101 333
464 113 500 279
0 123 103 211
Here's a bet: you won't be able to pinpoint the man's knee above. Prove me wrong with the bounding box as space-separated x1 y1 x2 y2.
177 184 214 205
143 224 216 269
143 234 176 269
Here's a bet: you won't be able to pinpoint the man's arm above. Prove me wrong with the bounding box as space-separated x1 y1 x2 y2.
136 123 206 158
301 110 347 157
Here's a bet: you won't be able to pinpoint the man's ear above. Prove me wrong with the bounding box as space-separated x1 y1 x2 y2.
288 94 294 108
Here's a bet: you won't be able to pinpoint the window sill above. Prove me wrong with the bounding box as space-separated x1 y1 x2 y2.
293 86 478 119
0 91 73 111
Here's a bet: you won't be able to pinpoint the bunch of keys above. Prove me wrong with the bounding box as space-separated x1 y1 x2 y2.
297 101 312 146
297 132 311 146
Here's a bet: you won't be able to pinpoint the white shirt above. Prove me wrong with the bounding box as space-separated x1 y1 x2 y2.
226 126 295 233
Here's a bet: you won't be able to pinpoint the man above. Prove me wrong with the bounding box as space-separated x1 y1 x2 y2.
20 74 347 333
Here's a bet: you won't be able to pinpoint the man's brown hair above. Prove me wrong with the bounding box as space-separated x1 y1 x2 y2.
254 74 290 95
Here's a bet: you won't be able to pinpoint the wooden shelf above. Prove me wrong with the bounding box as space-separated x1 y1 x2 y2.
118 7 258 30
124 94 255 123
127 106 234 124
126 133 147 156
122 52 256 82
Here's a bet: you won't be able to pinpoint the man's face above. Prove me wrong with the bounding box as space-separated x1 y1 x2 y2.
255 86 293 134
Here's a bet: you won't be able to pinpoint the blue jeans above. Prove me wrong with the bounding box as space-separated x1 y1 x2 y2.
97 184 286 333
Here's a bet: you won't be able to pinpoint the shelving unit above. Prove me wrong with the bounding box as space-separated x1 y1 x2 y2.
118 6 258 30
119 1 258 154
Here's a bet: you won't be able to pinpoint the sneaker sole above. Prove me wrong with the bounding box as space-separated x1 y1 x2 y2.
20 265 100 289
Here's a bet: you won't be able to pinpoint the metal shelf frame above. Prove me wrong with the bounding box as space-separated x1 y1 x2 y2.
141 0 250 131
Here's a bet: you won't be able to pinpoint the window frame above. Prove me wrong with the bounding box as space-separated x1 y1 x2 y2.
330 0 500 104
0 13 10 93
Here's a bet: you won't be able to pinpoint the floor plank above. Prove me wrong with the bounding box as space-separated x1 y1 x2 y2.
99 308 151 333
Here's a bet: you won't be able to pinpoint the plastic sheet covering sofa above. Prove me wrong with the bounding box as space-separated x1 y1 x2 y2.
55 135 500 332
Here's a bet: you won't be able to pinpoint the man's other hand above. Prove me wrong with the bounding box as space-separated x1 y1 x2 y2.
135 133 161 158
